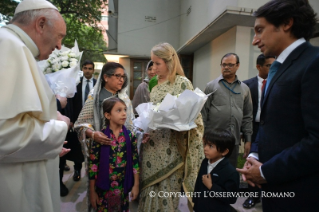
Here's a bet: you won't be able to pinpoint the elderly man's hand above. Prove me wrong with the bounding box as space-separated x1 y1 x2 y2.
57 111 70 127
59 141 70 157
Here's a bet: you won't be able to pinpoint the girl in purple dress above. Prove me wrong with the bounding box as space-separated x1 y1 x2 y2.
89 98 139 212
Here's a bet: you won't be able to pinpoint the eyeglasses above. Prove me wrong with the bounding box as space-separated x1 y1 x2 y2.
111 74 126 80
220 63 237 68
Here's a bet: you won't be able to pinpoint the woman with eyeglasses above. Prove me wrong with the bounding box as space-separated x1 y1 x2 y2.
74 62 135 211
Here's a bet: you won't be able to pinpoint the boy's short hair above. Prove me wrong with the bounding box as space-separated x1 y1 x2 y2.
203 129 235 158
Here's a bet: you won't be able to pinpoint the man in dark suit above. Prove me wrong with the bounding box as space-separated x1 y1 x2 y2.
60 60 97 196
237 1 319 211
242 54 274 208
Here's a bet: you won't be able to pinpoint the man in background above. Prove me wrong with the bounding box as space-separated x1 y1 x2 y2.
201 53 253 168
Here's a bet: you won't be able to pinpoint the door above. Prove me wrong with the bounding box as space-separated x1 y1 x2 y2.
130 59 150 99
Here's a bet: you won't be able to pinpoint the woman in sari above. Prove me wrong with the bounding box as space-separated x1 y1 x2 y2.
74 62 135 211
138 43 204 212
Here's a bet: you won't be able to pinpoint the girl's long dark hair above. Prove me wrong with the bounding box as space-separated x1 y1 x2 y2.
102 97 126 126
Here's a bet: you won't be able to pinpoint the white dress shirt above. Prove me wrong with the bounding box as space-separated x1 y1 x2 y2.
255 75 267 122
82 76 94 106
207 157 224 174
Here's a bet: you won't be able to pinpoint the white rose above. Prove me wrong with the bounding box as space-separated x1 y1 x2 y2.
60 51 70 56
69 58 78 63
60 56 69 61
69 61 77 67
52 62 61 71
52 58 60 64
54 68 60 72
69 52 76 58
61 61 69 68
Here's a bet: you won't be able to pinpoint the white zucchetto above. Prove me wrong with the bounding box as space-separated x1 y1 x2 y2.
15 0 58 15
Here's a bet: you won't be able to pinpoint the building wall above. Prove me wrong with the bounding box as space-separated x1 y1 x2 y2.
237 0 270 8
115 0 319 96
193 26 258 91
310 37 319 47
179 0 238 47
117 0 180 56
179 0 270 48
193 26 236 91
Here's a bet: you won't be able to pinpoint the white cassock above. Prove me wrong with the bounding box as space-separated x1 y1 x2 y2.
0 24 68 212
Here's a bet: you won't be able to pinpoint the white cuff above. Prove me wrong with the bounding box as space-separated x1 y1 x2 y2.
248 153 259 160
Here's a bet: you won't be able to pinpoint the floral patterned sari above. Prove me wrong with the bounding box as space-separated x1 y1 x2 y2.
138 75 204 212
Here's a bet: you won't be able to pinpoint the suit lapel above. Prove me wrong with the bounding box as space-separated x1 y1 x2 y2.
262 42 309 107
209 157 228 174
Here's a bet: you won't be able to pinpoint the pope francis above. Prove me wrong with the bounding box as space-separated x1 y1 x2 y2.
0 0 70 211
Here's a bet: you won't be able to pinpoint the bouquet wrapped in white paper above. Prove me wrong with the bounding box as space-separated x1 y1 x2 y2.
133 88 213 132
38 40 83 98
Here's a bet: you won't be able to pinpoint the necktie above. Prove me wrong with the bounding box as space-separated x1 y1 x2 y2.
264 61 281 94
261 79 267 92
84 79 90 102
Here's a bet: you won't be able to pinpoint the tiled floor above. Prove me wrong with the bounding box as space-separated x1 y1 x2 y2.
61 161 262 212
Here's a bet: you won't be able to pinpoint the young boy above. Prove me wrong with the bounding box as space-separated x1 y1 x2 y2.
193 129 239 212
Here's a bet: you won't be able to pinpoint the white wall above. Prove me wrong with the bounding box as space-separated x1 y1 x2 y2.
310 37 319 47
309 0 319 12
193 26 257 91
117 0 180 56
193 27 236 91
179 0 273 48
237 0 270 8
179 0 238 47
235 26 255 80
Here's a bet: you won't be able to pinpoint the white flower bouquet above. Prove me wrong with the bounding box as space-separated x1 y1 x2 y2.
133 88 214 132
38 40 83 97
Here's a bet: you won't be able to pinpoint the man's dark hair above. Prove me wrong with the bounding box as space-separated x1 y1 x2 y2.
82 60 95 69
102 97 126 126
101 62 128 91
203 129 235 158
256 54 276 66
220 53 240 64
254 0 318 41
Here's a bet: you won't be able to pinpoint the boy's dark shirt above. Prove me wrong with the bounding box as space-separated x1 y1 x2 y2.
193 157 239 212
